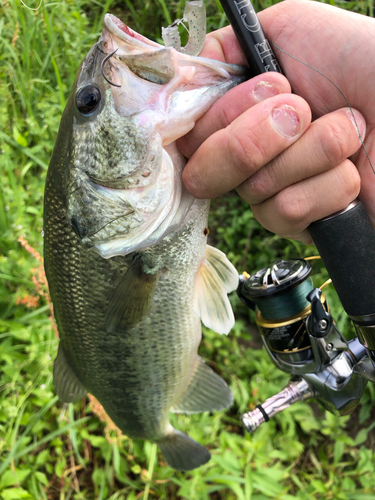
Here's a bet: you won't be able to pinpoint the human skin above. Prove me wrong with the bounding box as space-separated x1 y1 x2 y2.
179 0 375 244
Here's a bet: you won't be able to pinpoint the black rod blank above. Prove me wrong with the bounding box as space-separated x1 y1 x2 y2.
219 0 282 76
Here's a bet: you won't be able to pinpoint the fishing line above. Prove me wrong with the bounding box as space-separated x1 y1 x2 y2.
270 42 375 176
19 0 42 11
251 279 313 320
180 20 190 34
168 18 190 33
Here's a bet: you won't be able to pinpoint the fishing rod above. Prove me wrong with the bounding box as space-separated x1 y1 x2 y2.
218 0 375 430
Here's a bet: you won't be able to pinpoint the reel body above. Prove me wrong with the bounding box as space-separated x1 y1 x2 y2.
238 259 369 432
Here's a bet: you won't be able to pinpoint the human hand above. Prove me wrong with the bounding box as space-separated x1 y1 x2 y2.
179 0 371 243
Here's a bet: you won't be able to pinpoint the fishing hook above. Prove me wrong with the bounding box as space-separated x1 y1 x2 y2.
101 49 121 88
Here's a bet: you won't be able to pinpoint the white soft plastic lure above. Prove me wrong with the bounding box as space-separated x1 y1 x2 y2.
162 0 207 56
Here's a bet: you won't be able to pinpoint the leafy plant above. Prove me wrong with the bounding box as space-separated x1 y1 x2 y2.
1 0 375 499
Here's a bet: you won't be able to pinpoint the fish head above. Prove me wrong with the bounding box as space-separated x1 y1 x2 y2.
54 14 246 258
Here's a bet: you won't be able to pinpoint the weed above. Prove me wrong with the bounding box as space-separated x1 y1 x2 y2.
1 0 375 499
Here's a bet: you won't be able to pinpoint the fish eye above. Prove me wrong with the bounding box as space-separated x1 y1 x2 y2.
76 85 101 115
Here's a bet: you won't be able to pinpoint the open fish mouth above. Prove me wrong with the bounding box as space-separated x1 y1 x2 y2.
101 13 247 80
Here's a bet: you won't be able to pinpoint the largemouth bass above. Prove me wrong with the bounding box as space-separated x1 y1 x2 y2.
44 10 246 471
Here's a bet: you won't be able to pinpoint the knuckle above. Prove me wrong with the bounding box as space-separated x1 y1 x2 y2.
177 136 193 159
228 127 265 176
274 188 310 229
246 167 275 201
314 120 348 166
335 160 361 201
218 101 239 128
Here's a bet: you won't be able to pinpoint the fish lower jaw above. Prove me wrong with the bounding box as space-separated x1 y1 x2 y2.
92 195 194 259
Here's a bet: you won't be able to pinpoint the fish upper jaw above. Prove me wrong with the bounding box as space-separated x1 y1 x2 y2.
102 14 163 54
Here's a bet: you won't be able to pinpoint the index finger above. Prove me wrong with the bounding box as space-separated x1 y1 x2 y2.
199 26 248 65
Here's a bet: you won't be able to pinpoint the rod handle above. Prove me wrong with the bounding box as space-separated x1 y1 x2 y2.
309 200 375 322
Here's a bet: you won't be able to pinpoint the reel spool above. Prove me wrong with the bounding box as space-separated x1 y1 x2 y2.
239 259 328 367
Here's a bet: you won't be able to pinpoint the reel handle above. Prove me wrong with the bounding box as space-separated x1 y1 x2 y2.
241 377 314 432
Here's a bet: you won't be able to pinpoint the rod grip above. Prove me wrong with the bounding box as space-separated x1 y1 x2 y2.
308 201 375 320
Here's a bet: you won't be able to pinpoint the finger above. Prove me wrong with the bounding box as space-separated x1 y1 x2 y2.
238 108 366 204
178 73 291 159
198 25 247 64
250 159 361 244
183 94 311 199
353 127 375 225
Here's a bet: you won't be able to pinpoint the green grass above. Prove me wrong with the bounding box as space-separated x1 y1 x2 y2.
1 0 375 499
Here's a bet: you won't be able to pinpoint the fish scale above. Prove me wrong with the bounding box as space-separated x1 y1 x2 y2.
45 10 247 470
46 187 208 439
94 204 209 441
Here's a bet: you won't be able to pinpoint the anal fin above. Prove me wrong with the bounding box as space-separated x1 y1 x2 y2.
53 343 87 403
172 355 233 413
105 255 160 332
157 428 210 471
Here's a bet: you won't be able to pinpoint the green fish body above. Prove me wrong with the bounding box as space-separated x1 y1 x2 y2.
44 13 246 470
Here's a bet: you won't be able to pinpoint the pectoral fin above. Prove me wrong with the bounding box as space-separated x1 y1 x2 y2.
105 255 160 332
195 245 238 335
171 355 233 413
205 245 239 292
53 344 87 403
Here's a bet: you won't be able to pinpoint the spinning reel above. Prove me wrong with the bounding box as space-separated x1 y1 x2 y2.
237 256 373 432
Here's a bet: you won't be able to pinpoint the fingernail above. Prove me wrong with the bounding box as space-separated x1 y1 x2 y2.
253 82 280 102
271 105 301 138
346 109 366 141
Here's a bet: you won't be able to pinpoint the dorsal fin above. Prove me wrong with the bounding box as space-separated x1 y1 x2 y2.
53 344 87 403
